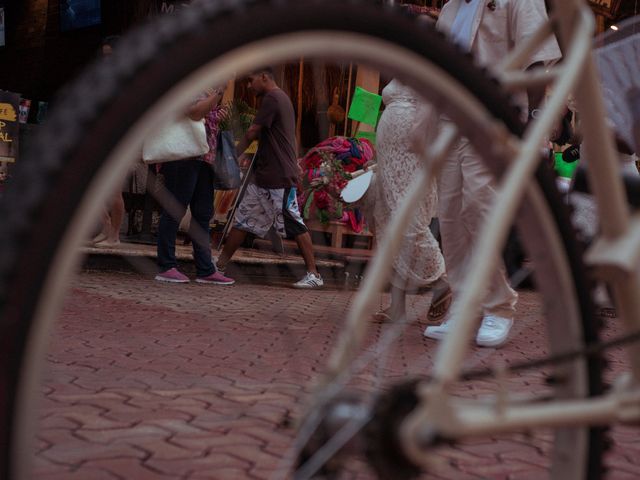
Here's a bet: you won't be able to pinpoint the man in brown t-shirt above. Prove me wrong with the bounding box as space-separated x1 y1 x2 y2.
217 67 322 288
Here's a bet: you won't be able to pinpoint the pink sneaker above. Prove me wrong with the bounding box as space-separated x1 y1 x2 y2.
155 268 189 283
196 271 235 285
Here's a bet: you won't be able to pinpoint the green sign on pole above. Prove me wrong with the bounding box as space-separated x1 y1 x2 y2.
347 86 382 127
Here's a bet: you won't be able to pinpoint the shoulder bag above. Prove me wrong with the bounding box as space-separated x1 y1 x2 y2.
142 117 209 164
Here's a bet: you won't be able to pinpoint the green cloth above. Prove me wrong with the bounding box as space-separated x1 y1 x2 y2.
554 152 579 178
348 86 382 126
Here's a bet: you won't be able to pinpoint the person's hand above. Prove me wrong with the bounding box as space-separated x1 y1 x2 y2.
206 86 223 98
212 84 227 96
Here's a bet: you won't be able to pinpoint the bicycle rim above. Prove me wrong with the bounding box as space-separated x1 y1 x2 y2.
0 1 603 478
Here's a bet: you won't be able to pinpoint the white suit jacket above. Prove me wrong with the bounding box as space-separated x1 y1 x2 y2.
437 0 561 71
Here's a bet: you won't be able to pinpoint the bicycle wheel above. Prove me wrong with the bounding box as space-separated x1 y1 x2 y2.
0 0 603 478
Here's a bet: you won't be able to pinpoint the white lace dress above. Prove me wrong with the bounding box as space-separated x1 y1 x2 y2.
370 79 445 289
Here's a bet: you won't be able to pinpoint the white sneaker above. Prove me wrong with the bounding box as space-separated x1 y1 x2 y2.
423 319 452 340
293 272 324 289
476 315 513 348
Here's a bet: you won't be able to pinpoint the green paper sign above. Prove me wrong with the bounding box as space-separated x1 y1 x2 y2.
348 86 382 127
356 130 376 145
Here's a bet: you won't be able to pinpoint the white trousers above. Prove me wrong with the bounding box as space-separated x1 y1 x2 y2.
437 138 518 318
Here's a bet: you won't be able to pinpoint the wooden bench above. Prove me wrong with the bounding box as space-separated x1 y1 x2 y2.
306 219 374 250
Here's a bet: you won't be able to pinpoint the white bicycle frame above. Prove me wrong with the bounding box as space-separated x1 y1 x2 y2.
324 0 640 466
10 1 640 478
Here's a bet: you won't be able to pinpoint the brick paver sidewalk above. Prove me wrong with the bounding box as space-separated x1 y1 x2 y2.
30 271 640 479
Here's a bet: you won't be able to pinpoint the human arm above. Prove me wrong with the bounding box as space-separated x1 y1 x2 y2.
236 123 262 167
236 92 279 164
526 62 547 120
187 87 224 121
508 0 561 121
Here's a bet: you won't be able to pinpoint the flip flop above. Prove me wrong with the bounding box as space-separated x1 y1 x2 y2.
427 285 452 322
93 239 121 248
91 232 108 244
372 309 393 323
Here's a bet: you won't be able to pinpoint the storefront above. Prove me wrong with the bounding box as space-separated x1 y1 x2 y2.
0 0 638 247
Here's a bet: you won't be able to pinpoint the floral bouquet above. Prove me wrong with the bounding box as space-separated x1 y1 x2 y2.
299 136 374 226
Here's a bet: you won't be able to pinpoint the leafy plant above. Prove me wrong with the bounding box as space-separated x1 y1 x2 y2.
219 99 257 139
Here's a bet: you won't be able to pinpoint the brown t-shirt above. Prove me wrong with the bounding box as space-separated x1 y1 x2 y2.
252 89 299 189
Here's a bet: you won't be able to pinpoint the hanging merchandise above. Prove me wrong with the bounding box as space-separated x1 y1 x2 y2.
298 136 374 227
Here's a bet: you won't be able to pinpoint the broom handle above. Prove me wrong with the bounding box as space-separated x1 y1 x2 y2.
216 151 257 251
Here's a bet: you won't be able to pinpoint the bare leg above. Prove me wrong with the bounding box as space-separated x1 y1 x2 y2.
92 207 110 243
389 284 407 320
374 277 407 322
294 231 318 275
217 227 248 270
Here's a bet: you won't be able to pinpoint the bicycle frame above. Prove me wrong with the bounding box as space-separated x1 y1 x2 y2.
313 0 640 471
395 0 640 465
6 0 640 477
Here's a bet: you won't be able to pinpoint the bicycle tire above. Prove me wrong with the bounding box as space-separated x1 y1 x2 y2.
0 0 604 478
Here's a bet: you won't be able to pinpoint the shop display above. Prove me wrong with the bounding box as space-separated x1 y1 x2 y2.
0 91 19 163
18 99 30 124
299 136 374 227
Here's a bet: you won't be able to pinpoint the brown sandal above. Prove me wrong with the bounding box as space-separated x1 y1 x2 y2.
427 285 452 322
372 309 393 323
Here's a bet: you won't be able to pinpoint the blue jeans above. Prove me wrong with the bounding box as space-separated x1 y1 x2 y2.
157 159 214 277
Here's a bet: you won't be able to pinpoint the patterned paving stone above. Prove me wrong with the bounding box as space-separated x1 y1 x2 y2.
23 270 637 479
39 430 145 466
83 458 176 479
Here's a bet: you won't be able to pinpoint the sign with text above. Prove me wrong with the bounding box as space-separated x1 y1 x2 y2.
0 91 20 163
